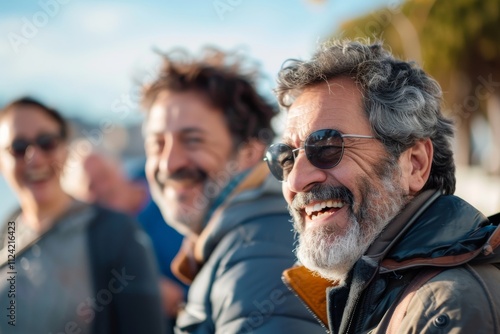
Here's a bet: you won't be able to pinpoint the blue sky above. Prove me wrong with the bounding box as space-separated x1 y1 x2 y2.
0 0 396 124
1 1 499 219
0 0 398 218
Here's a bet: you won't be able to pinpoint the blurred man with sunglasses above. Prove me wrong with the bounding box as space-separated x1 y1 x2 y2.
141 48 324 333
267 40 500 333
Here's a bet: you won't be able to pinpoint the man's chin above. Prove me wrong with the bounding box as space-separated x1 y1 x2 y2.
296 222 364 283
298 248 355 284
166 207 205 235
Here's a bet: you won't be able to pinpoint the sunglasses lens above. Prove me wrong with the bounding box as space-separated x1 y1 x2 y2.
7 134 61 159
265 144 294 181
10 140 29 158
37 134 60 152
305 129 343 169
265 130 346 181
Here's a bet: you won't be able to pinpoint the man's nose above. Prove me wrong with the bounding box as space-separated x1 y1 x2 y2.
158 139 190 176
286 150 327 193
24 145 47 165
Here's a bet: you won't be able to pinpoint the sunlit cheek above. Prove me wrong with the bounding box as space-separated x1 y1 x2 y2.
0 160 14 177
282 184 294 205
165 187 181 202
144 157 158 181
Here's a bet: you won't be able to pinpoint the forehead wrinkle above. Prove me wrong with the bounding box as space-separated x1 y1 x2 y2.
283 100 314 145
283 77 366 147
282 124 309 148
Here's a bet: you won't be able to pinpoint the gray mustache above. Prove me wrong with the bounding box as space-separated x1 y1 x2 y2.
291 184 354 211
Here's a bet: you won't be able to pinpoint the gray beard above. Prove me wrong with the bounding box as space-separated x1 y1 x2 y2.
293 160 409 283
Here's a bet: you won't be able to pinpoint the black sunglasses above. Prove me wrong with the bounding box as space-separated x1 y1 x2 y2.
6 133 63 159
264 129 375 181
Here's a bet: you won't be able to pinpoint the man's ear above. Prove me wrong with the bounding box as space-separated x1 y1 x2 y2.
405 138 433 194
235 139 266 171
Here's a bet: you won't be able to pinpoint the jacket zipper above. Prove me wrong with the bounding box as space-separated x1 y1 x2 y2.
345 270 384 333
344 297 359 334
350 280 377 334
282 275 330 333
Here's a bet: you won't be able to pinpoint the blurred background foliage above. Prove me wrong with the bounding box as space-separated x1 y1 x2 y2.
335 0 500 174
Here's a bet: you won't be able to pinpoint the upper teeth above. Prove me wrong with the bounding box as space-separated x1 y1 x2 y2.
26 170 50 182
305 200 344 216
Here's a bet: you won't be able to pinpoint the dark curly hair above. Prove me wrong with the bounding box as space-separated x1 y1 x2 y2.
142 47 277 146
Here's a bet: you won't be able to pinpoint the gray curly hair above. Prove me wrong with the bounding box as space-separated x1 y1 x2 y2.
275 39 455 195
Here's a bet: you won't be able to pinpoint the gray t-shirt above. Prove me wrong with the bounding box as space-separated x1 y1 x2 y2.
0 202 95 334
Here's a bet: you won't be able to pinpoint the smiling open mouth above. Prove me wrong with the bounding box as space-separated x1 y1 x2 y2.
26 170 52 182
304 200 345 220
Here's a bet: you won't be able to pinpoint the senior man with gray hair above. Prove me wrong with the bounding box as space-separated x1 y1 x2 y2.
265 40 500 333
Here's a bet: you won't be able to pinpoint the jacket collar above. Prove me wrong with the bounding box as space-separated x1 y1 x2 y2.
282 265 334 329
381 192 500 272
364 189 440 262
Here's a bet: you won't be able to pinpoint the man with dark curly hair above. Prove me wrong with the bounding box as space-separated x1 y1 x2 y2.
141 47 324 334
